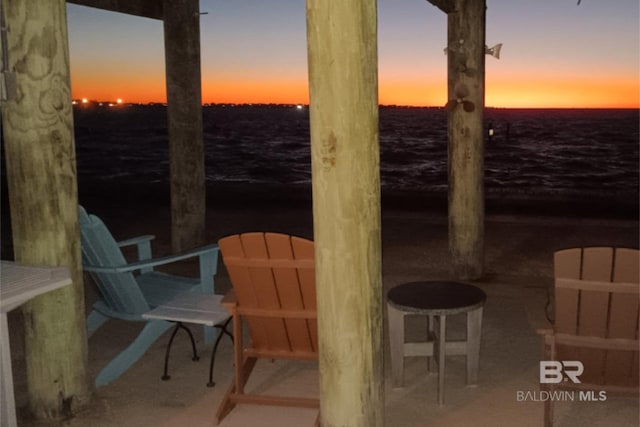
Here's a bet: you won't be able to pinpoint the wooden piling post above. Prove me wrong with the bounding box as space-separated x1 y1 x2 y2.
1 0 90 418
306 0 384 425
162 0 206 252
446 0 486 279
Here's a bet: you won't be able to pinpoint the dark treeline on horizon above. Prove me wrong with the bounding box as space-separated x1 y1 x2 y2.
71 101 639 111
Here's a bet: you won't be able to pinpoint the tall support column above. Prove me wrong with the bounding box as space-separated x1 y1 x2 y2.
163 0 205 252
446 0 486 279
1 0 90 418
306 1 383 426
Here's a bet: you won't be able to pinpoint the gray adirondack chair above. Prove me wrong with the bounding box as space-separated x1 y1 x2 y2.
538 247 639 427
79 206 219 386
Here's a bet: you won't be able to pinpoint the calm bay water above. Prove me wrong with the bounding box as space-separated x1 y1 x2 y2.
73 105 639 202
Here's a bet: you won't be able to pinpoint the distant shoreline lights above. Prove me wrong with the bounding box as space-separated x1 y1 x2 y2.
72 98 125 107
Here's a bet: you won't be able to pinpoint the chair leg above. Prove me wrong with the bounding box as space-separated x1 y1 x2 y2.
86 310 110 338
232 312 244 393
216 312 256 424
215 378 238 424
207 318 234 387
544 386 554 427
95 320 173 387
387 303 406 388
543 336 555 427
162 322 200 381
215 357 258 425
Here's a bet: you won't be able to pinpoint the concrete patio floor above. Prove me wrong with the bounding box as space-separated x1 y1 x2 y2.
8 208 639 427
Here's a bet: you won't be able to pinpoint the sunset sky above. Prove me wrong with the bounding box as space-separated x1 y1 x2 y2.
66 0 639 108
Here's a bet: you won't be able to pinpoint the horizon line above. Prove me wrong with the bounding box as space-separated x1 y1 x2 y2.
71 101 640 110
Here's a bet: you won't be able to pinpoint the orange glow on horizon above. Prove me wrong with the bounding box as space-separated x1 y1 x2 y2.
201 79 309 105
378 81 445 106
72 76 640 108
486 76 639 109
71 70 166 103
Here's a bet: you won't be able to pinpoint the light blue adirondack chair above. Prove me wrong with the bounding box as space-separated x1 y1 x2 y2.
79 206 219 386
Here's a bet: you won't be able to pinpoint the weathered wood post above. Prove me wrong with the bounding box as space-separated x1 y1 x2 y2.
1 0 90 418
306 0 384 426
162 0 206 252
443 0 486 279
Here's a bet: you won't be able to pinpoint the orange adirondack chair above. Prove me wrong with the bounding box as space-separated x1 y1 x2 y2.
538 247 639 427
215 232 319 424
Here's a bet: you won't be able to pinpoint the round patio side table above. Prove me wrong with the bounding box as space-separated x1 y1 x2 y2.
386 281 487 405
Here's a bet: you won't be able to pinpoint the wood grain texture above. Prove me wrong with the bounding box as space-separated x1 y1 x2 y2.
1 0 90 418
162 0 206 252
446 0 486 279
306 0 384 425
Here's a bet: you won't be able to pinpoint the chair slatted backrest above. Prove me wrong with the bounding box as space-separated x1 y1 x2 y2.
79 207 150 315
554 247 639 388
219 232 317 357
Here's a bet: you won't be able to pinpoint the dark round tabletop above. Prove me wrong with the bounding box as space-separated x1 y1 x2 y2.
387 281 486 315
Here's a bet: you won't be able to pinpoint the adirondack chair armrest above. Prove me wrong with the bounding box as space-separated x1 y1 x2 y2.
84 244 219 275
536 327 553 336
221 289 237 313
125 243 219 273
237 307 317 319
535 326 555 357
117 235 155 249
117 235 156 271
550 333 639 351
535 319 553 337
